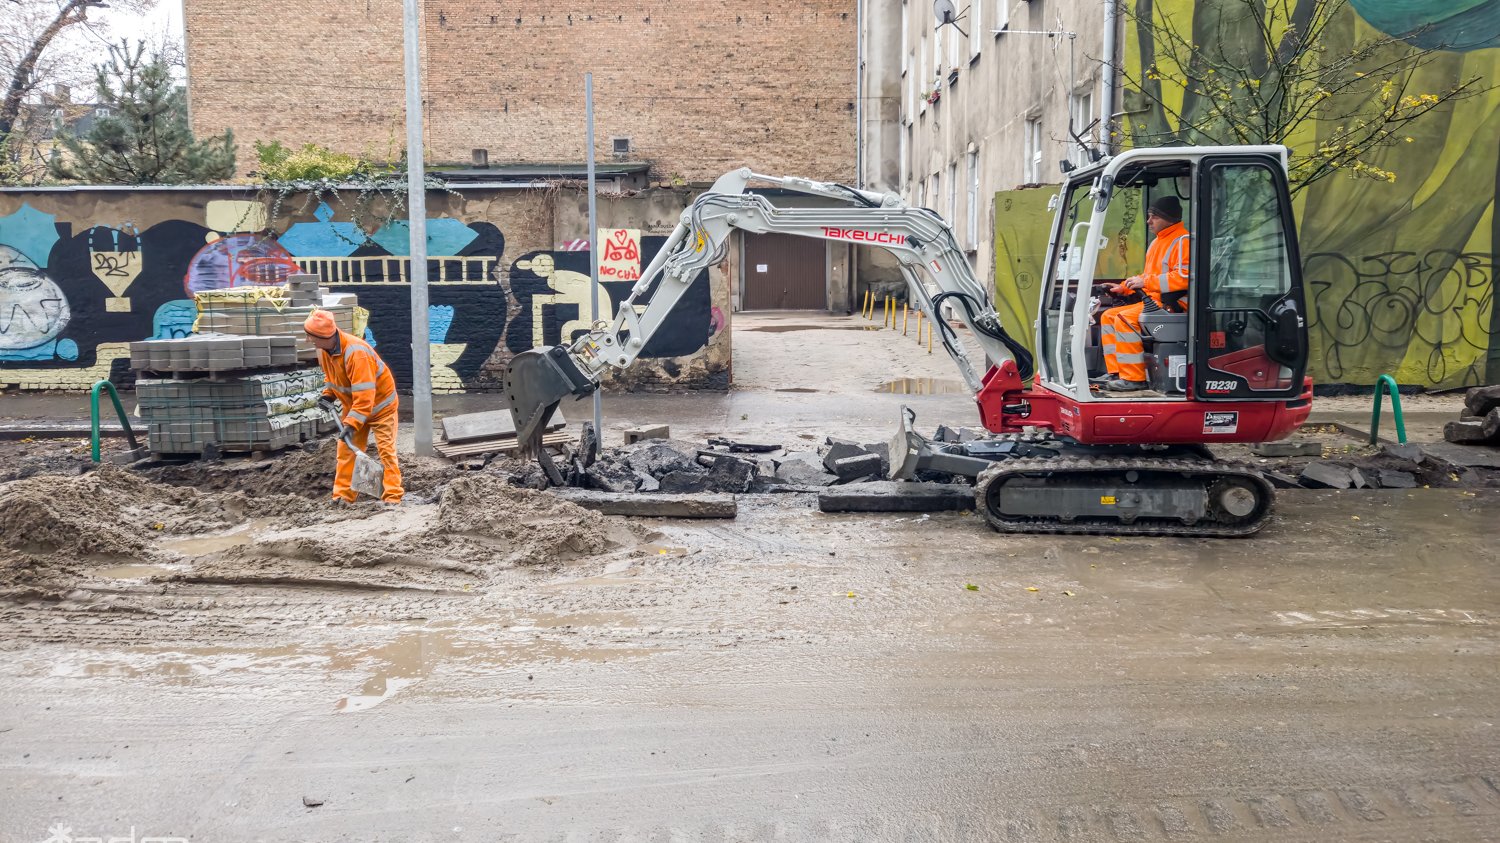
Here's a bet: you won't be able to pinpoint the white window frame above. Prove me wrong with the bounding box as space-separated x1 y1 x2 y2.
932 25 942 78
947 161 958 226
899 124 909 189
966 148 980 248
1068 88 1095 167
931 171 940 213
970 0 982 59
919 32 929 114
1024 117 1042 184
995 0 1010 37
947 23 960 73
901 1 909 74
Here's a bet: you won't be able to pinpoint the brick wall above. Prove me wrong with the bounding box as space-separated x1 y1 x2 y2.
185 1 857 184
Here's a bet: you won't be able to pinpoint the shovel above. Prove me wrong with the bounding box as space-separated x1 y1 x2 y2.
328 407 385 499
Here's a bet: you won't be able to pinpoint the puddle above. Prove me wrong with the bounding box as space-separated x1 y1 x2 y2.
336 676 419 713
775 388 819 394
158 519 273 557
874 378 968 395
94 564 179 580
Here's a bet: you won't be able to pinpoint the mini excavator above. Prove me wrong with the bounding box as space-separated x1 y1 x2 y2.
504 146 1312 536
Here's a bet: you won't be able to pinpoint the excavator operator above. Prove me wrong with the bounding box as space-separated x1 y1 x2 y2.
1099 195 1190 392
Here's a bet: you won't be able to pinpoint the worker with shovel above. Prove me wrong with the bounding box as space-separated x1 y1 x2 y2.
304 310 403 504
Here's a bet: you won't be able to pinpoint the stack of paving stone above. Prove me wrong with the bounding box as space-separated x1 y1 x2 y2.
136 367 327 455
1443 385 1500 446
194 280 357 360
129 334 300 374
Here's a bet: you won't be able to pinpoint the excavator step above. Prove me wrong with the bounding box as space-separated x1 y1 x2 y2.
975 456 1274 538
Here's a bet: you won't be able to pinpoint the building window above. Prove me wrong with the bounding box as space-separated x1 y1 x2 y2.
1024 117 1042 184
612 137 631 155
917 177 927 209
931 171 940 212
919 32 928 113
947 23 960 74
966 148 980 248
906 51 916 118
995 0 1010 36
901 1 909 73
900 124 910 189
1069 89 1095 166
970 0 982 59
947 161 958 226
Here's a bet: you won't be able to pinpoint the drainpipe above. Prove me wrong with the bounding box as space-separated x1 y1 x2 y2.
855 0 865 188
1100 0 1118 155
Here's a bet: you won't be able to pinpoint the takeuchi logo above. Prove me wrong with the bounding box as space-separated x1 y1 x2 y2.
820 227 907 246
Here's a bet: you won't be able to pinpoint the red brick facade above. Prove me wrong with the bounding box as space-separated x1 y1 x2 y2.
185 1 858 183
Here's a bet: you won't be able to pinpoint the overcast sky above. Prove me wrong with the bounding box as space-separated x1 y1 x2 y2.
84 0 184 61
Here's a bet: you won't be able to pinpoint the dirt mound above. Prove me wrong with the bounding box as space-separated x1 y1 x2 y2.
145 438 463 501
437 474 619 565
0 466 170 557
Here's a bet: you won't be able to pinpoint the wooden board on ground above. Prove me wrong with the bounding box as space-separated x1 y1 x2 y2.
433 431 572 459
439 408 567 444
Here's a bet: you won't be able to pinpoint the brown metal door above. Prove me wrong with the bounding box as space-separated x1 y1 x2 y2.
742 233 827 310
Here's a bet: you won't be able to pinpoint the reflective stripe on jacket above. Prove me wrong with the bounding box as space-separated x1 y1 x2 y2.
318 329 397 427
1145 221 1190 305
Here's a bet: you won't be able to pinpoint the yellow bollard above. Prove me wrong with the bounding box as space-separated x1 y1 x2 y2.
884 296 892 328
916 310 924 344
864 290 873 319
902 304 909 336
928 319 934 354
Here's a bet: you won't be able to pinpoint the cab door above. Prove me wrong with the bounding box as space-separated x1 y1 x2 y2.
1190 155 1308 400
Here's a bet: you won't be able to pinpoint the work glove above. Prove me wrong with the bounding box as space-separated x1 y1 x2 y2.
317 397 339 418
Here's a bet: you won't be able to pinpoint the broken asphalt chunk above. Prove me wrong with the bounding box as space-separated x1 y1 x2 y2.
1298 461 1353 489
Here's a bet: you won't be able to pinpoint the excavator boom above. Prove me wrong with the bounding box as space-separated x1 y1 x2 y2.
505 168 1033 450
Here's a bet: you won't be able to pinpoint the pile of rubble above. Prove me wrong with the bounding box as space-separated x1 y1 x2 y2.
1443 385 1500 446
573 434 896 495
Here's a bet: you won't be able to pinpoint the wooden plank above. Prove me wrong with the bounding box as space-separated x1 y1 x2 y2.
434 432 572 458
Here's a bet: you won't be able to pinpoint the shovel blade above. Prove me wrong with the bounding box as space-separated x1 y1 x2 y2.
349 449 385 499
504 346 598 456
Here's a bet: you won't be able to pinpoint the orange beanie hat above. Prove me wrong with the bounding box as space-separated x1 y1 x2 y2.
303 310 338 338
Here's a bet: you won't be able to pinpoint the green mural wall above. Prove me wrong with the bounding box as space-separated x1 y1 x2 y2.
1090 0 1500 388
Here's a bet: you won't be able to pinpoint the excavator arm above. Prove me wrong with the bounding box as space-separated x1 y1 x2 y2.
504 168 1034 453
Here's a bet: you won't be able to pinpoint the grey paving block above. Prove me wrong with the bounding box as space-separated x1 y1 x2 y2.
554 490 737 519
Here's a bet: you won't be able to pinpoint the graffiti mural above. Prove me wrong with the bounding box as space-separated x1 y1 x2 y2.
0 192 723 392
1114 0 1499 387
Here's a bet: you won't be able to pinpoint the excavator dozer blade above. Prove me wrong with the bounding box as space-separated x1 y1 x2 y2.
504 346 599 460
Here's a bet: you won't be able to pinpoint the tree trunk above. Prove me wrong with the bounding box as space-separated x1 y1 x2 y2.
0 1 95 139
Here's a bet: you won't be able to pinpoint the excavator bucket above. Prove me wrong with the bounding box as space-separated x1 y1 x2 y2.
504 346 599 458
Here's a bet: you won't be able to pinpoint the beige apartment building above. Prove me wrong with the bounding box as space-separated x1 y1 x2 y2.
861 0 1119 289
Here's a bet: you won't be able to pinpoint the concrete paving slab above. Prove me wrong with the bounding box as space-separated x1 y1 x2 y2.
554 490 737 518
818 480 975 512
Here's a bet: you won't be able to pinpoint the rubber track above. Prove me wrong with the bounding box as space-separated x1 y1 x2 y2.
975 455 1275 538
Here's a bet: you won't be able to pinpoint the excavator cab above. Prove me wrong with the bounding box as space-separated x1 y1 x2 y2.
1039 146 1309 407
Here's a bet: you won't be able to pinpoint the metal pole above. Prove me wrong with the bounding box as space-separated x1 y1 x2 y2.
586 72 603 440
402 0 433 456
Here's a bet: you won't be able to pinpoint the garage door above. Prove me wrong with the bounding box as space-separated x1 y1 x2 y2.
742 233 827 310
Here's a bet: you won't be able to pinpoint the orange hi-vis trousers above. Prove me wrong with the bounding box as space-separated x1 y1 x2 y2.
1101 301 1148 383
334 407 404 503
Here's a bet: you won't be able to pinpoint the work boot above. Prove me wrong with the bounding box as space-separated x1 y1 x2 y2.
1105 378 1150 392
1089 373 1116 385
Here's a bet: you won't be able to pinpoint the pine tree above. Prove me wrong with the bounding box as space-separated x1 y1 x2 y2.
50 41 236 184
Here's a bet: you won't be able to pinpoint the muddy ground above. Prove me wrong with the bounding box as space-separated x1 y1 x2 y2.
1 423 1498 841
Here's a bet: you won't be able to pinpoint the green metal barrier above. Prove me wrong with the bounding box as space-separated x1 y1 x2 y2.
1369 374 1407 445
90 379 140 463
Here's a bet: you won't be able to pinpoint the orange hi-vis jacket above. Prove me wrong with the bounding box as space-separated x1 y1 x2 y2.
1142 221 1191 309
317 329 397 430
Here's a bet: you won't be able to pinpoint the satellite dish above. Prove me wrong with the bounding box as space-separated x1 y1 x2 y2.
933 0 969 37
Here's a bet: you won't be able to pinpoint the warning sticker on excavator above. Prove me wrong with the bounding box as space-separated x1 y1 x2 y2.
1100 495 1117 505
1203 411 1239 434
